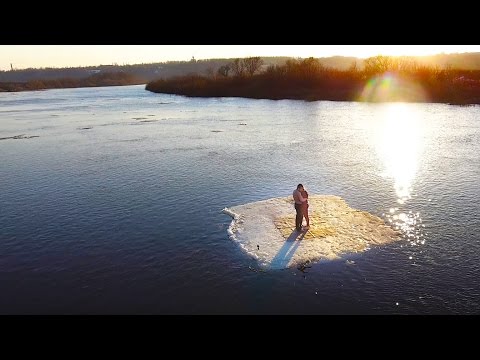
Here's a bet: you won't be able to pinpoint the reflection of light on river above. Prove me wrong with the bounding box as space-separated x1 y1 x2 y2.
375 103 423 205
386 208 426 246
375 104 427 245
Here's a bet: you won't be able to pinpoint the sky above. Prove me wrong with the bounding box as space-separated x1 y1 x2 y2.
1 45 480 71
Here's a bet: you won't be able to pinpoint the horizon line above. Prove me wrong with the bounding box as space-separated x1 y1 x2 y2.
3 51 479 72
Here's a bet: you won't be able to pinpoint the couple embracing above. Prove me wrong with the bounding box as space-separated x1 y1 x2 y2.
292 183 310 232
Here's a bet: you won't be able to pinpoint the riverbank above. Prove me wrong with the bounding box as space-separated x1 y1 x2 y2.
146 57 480 105
0 72 144 92
146 74 480 105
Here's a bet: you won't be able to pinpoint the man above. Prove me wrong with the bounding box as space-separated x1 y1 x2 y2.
292 184 308 232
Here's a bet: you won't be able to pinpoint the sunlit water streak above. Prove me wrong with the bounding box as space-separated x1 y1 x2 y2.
1 85 480 314
371 103 428 246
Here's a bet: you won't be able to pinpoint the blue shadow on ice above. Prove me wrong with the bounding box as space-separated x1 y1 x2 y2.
270 230 306 269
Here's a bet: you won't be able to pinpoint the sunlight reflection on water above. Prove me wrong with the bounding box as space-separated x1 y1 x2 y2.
374 103 427 244
375 103 424 204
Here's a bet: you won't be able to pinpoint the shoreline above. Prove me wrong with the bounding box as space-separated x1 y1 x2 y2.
146 79 480 106
145 90 480 106
146 57 480 105
0 81 144 93
0 71 144 93
3 81 479 106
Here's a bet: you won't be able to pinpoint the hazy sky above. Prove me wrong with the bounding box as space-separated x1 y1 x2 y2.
2 45 480 71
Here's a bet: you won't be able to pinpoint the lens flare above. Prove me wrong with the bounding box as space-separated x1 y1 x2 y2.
358 73 429 103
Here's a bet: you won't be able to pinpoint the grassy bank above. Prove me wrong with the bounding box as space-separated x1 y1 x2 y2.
146 57 480 105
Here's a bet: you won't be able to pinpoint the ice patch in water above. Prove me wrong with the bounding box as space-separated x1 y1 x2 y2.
223 195 401 270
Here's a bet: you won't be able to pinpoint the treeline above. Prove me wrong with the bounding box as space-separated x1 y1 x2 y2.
0 57 292 83
0 72 143 92
146 56 480 105
4 53 480 85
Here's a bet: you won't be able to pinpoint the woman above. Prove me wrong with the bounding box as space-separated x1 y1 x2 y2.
300 187 310 229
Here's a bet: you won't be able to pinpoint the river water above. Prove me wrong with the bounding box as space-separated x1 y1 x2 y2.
1 84 479 314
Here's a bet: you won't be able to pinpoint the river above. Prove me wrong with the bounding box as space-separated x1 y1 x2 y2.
1 84 479 314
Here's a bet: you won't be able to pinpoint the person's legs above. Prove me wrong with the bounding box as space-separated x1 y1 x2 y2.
294 203 303 231
303 204 310 227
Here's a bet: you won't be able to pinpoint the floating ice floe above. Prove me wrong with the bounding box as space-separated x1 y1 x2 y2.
223 195 401 270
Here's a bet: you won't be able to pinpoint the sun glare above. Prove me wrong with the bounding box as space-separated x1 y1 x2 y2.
374 103 424 204
358 73 429 103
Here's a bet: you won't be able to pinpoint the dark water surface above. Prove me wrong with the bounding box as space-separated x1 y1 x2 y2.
1 85 479 314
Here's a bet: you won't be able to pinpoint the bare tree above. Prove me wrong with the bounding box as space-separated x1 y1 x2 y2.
397 57 418 73
300 57 322 76
230 59 245 77
217 64 231 77
284 57 322 78
364 55 396 75
242 57 264 76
